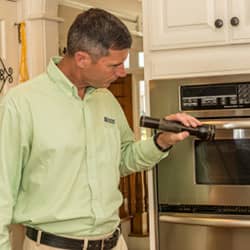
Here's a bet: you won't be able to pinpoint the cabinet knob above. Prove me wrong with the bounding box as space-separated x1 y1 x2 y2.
230 17 240 26
214 19 223 28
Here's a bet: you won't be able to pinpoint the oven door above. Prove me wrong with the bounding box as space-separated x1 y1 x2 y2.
156 119 250 250
158 214 250 250
157 119 250 208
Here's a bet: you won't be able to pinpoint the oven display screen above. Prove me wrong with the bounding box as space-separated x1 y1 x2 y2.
195 139 250 184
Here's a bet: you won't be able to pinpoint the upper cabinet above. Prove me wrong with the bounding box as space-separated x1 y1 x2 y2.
230 0 250 42
149 0 227 50
143 0 250 80
148 0 250 50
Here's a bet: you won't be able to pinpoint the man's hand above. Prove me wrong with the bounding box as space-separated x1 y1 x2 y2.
155 112 202 150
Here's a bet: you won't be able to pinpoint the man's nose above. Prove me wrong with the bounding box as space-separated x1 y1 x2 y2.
115 64 127 78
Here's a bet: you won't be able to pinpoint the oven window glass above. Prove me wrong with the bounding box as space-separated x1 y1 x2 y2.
195 139 250 184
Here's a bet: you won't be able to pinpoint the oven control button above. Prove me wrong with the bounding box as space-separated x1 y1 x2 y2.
230 97 237 105
217 97 222 105
225 97 231 105
220 97 226 105
197 98 201 107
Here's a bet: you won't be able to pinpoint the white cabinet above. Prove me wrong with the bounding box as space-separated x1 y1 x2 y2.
148 0 227 50
230 0 250 42
143 0 250 79
148 0 250 50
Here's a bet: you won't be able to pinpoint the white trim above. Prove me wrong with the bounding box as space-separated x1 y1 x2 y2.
148 170 157 250
58 0 143 36
59 0 138 23
130 30 143 37
26 14 64 23
0 20 6 59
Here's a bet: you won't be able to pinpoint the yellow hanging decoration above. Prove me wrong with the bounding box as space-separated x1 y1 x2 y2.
19 22 29 83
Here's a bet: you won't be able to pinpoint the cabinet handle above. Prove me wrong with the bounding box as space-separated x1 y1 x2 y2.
214 19 223 28
230 17 240 26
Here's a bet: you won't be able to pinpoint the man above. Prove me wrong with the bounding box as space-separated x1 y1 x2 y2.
0 8 201 250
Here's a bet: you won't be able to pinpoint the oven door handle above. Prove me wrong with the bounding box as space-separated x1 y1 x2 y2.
202 119 250 129
159 214 250 228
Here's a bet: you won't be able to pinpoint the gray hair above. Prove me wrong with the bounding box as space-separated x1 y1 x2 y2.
67 8 132 60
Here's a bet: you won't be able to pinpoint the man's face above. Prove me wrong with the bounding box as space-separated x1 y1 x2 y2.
82 49 128 88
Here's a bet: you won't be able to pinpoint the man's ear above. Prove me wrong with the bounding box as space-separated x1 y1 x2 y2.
74 51 92 69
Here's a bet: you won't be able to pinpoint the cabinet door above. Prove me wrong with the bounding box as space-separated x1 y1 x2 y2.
147 0 228 50
230 0 250 43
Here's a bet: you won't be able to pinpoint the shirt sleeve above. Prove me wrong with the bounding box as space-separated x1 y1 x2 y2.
0 98 30 250
117 106 169 177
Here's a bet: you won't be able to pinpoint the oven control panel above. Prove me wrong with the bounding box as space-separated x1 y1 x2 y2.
180 82 250 111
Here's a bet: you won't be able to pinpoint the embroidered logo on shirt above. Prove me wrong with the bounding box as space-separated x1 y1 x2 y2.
104 116 115 124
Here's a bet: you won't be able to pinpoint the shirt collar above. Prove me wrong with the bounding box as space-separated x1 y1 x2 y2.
47 56 96 98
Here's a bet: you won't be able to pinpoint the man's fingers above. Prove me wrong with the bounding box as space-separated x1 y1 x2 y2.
165 112 202 127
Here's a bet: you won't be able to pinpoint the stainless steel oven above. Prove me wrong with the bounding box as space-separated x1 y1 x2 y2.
150 80 250 250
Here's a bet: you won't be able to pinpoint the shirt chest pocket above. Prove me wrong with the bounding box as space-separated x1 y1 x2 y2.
103 122 121 182
103 122 120 154
98 121 121 181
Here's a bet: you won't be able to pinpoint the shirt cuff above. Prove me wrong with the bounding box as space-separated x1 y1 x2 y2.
153 132 173 152
138 136 170 163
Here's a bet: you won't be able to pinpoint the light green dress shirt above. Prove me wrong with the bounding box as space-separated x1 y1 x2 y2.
0 57 168 249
